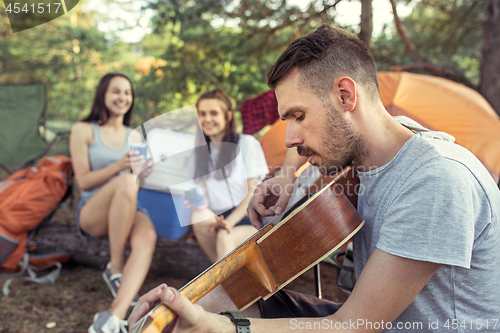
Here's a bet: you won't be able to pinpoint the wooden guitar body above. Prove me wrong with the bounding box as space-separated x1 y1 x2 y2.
130 166 363 333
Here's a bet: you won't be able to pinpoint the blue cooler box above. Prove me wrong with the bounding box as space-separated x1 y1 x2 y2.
138 189 190 239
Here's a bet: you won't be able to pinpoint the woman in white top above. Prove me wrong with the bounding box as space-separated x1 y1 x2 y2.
190 89 269 263
70 73 156 333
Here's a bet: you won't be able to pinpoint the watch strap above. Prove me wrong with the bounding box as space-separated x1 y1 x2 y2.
219 311 251 333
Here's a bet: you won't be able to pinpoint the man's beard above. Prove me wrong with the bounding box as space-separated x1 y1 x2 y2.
297 106 368 176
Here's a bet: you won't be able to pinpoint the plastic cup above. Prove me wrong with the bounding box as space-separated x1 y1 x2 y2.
130 142 148 164
185 185 207 209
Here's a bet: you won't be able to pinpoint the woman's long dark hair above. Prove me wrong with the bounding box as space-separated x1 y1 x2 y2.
82 73 134 126
194 89 240 180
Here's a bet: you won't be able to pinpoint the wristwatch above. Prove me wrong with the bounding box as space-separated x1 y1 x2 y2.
219 311 251 333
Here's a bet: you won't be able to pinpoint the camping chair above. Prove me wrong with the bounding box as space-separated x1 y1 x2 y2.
0 83 70 177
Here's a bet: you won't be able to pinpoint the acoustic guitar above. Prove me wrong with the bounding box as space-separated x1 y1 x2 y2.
130 166 364 333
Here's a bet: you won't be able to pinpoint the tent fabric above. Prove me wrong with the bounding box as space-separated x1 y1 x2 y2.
378 71 500 183
254 72 500 184
258 119 287 172
0 84 49 166
257 121 311 176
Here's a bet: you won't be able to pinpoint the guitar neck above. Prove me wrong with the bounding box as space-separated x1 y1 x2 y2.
130 166 362 333
130 224 273 333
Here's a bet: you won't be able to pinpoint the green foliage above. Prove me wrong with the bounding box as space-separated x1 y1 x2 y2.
1 0 493 126
134 0 349 122
0 2 140 123
372 0 486 86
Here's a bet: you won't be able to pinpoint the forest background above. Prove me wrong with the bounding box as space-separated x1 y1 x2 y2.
1 0 499 132
1 1 500 331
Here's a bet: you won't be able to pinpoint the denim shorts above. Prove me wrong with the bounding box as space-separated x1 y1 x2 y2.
221 208 252 227
75 195 149 240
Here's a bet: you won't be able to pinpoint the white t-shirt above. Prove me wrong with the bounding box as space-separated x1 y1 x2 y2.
203 134 269 215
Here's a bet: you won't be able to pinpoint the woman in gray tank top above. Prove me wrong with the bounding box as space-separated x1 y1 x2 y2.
70 73 156 333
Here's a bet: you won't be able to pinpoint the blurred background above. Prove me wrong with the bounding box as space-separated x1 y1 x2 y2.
1 0 498 132
1 2 499 331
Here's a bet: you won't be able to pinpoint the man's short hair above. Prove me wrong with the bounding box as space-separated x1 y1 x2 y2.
267 25 379 101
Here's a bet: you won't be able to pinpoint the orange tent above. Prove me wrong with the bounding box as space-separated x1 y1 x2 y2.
378 71 500 183
257 71 500 184
258 119 287 172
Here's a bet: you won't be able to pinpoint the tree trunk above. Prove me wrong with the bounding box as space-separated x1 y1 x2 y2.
32 219 212 281
359 0 373 52
480 0 500 116
390 0 424 63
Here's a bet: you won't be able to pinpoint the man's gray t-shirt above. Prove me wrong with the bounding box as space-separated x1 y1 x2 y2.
354 117 500 332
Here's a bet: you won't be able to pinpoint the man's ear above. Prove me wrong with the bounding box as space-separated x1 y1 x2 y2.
332 77 357 112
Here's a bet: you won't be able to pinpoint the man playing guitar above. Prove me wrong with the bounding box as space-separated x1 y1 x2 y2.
129 25 500 333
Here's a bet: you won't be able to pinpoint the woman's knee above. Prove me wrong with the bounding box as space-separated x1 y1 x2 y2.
141 216 157 243
216 229 231 243
131 219 157 251
191 207 217 226
144 225 157 247
192 219 215 236
111 173 139 200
